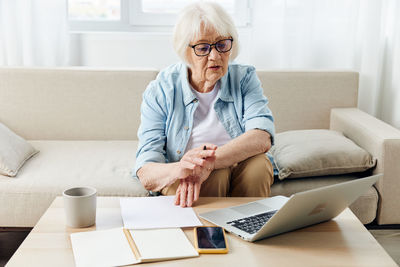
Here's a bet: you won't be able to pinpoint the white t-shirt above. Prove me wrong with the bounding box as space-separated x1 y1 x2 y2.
185 83 232 152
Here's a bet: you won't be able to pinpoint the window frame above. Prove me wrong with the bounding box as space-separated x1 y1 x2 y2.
68 0 251 32
69 0 130 32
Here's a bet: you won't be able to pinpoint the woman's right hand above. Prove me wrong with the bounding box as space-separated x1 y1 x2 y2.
173 144 217 181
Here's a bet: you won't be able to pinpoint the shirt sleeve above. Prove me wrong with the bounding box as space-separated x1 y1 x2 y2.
134 81 168 177
241 67 275 145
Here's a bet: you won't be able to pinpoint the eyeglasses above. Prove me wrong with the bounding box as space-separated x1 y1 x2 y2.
189 38 234 57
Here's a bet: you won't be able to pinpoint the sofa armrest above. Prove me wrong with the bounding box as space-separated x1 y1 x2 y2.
330 108 400 224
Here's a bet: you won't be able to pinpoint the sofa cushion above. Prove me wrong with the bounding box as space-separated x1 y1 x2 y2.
271 130 376 180
0 140 148 227
0 123 38 177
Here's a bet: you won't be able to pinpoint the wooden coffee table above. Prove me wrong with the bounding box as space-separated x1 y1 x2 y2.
6 197 397 267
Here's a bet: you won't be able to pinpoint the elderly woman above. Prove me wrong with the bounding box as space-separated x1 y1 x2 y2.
135 2 275 207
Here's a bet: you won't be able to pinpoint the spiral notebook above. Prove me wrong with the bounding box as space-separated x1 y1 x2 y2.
70 227 199 267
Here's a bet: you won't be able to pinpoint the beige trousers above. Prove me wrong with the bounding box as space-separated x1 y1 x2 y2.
161 153 274 197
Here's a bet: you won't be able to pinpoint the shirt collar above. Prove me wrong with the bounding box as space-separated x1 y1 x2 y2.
218 67 234 102
181 63 234 105
181 64 197 106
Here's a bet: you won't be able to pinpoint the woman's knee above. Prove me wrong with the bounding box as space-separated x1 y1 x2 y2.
237 154 274 184
230 154 274 197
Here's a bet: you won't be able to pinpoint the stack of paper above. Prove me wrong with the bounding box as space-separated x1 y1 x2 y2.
119 196 202 229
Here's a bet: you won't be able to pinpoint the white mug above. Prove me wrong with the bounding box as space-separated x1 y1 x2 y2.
63 186 97 228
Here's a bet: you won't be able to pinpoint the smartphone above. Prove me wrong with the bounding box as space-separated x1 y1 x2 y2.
194 226 229 254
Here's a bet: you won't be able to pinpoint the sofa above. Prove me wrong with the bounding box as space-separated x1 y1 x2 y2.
1 67 400 228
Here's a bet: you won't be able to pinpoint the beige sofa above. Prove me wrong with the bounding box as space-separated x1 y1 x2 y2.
1 68 399 227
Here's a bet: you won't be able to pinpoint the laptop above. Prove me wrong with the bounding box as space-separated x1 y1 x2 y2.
199 174 381 242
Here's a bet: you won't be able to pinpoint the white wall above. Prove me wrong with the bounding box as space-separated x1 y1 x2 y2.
69 29 251 70
68 0 400 130
70 32 177 69
68 0 357 70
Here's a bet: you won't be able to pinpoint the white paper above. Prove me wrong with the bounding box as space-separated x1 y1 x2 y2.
130 228 198 261
70 228 139 267
120 196 202 229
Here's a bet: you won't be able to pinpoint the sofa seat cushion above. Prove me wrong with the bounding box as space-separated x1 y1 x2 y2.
0 140 148 227
271 172 378 224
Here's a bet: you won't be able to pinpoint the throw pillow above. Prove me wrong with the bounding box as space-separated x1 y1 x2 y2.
0 123 39 177
270 129 376 180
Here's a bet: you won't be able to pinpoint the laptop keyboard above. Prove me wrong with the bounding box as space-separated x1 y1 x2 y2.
227 210 278 234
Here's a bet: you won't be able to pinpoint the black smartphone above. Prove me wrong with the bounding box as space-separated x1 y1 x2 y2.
194 226 229 254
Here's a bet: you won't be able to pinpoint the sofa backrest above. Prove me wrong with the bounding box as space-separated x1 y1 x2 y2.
0 67 358 140
259 71 359 132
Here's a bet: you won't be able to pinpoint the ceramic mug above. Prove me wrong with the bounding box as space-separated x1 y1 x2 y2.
63 186 97 228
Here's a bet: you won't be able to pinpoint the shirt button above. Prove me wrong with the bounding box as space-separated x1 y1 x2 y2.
184 126 189 130
177 150 181 154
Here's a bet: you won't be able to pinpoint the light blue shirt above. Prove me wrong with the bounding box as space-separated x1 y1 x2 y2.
134 62 275 176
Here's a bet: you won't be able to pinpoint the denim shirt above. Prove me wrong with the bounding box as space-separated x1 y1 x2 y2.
134 62 275 177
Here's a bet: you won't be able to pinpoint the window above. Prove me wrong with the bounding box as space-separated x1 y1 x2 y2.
141 0 234 14
68 0 121 20
68 0 251 32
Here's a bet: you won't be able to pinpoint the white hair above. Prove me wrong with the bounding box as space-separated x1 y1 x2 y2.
173 1 239 64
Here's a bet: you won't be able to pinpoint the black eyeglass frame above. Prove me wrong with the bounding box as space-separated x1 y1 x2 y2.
189 38 234 57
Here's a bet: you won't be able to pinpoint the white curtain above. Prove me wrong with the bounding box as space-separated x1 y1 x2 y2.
0 0 69 66
249 0 400 129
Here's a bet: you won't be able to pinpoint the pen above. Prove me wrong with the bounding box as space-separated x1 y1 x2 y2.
203 145 206 159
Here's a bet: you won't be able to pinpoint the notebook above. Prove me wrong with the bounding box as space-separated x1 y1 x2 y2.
70 227 199 267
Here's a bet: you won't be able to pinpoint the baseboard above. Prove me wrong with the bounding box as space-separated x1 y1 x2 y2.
0 227 32 232
365 222 400 230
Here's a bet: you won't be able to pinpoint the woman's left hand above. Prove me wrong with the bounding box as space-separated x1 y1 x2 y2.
174 176 201 207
